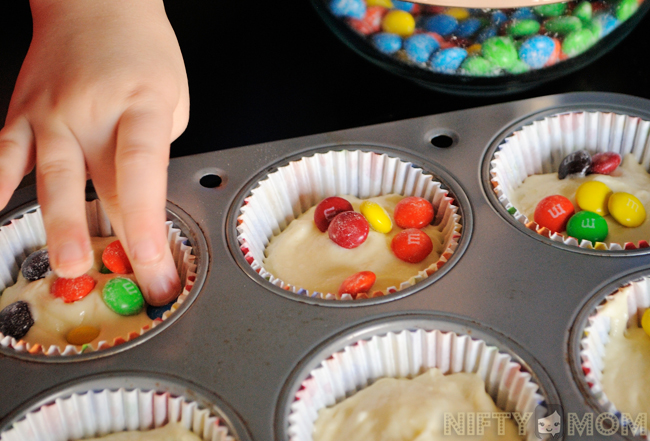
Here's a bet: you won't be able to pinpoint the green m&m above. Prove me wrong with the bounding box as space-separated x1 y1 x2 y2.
566 211 608 244
103 277 145 316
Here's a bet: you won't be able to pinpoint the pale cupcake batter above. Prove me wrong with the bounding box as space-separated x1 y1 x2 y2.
263 194 445 296
84 423 202 441
509 154 650 245
0 237 152 349
313 368 523 441
599 289 650 417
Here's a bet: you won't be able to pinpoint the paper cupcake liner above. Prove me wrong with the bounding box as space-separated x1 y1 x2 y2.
0 199 198 356
0 385 234 441
490 110 650 251
237 150 462 300
579 275 650 416
287 327 546 441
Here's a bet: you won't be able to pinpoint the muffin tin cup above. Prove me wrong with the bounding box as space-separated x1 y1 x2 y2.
277 313 559 441
569 267 650 435
0 373 249 441
0 199 207 360
486 109 650 254
231 147 467 304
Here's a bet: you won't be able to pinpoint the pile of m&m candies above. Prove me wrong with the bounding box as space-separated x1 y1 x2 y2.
533 151 646 244
313 195 436 297
327 0 642 76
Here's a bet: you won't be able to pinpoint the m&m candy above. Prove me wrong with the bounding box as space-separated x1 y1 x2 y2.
314 197 354 232
642 309 650 337
328 211 370 249
66 325 100 345
589 152 621 175
608 192 646 227
102 277 145 316
575 181 612 215
558 150 592 179
102 240 133 274
566 211 608 244
51 275 96 303
338 271 377 297
381 9 415 37
0 301 33 340
360 201 393 233
21 248 51 281
394 196 435 229
534 195 575 233
391 229 433 263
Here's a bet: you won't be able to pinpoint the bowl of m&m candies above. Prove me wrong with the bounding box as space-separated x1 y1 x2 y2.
314 0 649 94
235 150 464 302
490 110 650 251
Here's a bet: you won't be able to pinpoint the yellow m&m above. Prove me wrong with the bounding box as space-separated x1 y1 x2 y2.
575 181 612 216
642 309 650 337
382 10 415 37
366 0 393 6
360 201 393 234
66 325 100 345
608 192 646 227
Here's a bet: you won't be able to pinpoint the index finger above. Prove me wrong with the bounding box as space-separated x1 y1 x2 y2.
115 101 180 306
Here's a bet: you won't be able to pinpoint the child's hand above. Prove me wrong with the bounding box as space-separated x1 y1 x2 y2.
0 0 189 305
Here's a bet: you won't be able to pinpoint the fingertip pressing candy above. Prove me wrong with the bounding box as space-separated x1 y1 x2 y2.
575 181 612 215
66 325 100 345
328 211 370 249
534 195 575 233
558 150 592 179
608 192 646 227
391 229 433 263
360 201 393 233
314 197 354 232
51 275 96 303
21 249 51 281
102 240 133 274
0 301 34 340
338 271 377 297
566 211 608 244
394 196 435 229
641 309 650 337
381 10 415 37
589 152 622 175
102 277 145 316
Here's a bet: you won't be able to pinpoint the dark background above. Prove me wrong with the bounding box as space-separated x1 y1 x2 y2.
0 1 649 159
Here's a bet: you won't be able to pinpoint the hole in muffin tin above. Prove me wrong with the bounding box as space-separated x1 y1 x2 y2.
482 107 650 257
0 372 251 441
0 198 209 362
276 313 560 441
226 146 472 307
200 174 224 188
568 266 650 436
431 134 455 149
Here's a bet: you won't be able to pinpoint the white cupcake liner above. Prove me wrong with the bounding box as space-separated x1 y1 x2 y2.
237 150 462 300
0 199 198 356
490 110 650 251
0 386 234 441
288 327 545 441
580 276 650 415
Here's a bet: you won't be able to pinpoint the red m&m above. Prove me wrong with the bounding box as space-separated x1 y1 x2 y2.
338 271 376 297
314 197 354 232
534 195 575 233
51 275 96 303
328 211 370 249
102 240 133 274
589 152 621 175
393 196 435 229
391 228 433 263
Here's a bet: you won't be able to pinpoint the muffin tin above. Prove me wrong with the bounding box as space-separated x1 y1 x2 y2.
2 92 650 440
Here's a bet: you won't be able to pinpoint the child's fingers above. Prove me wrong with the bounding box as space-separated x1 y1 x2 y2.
115 103 180 306
0 117 35 209
35 124 93 278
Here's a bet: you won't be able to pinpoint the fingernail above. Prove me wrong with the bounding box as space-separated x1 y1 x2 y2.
132 239 161 264
57 241 86 266
147 276 178 306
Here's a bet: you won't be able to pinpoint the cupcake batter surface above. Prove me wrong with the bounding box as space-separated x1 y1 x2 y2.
313 368 523 441
599 290 650 417
263 194 446 296
0 237 152 349
84 423 202 441
509 154 650 245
